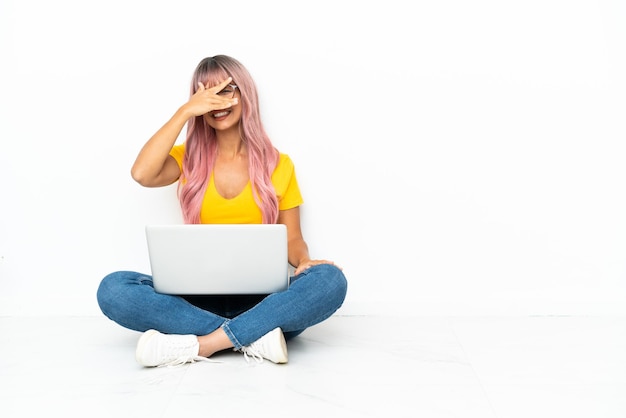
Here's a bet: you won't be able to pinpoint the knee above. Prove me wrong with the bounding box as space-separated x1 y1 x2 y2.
96 272 119 314
314 263 348 303
96 271 140 314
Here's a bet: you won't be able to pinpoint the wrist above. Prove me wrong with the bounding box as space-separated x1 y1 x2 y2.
297 258 311 267
176 104 196 120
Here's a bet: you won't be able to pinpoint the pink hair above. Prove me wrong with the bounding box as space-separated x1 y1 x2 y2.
178 55 279 224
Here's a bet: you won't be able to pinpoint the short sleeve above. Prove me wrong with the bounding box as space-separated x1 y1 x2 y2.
273 154 304 211
169 144 186 170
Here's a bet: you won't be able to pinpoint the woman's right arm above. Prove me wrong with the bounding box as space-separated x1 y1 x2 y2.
130 106 192 187
130 77 238 188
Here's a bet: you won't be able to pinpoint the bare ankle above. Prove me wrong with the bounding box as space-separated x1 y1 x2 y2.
197 329 233 357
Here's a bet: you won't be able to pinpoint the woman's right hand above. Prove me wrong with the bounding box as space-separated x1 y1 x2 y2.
131 78 239 187
183 77 239 117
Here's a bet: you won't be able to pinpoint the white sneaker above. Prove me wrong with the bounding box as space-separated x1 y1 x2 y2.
240 327 288 364
135 329 209 367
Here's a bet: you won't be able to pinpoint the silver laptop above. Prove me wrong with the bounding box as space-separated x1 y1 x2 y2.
145 224 289 295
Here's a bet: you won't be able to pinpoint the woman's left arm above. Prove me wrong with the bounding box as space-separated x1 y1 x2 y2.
277 207 340 275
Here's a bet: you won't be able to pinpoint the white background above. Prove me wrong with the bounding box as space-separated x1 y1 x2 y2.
1 0 625 317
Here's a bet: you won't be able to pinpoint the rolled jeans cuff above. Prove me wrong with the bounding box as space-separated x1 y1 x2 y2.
221 320 243 350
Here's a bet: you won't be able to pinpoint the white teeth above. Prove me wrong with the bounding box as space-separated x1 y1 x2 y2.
213 111 229 118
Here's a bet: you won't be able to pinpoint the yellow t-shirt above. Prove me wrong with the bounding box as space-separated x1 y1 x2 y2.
169 144 303 224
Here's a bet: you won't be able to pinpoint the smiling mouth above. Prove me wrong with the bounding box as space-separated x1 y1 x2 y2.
212 110 230 118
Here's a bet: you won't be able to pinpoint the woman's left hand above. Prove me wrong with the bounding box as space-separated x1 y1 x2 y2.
294 259 342 276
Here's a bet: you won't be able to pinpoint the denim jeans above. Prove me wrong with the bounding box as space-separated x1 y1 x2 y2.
96 263 347 349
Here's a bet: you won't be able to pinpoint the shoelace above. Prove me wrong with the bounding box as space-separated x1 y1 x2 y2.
158 355 219 368
240 345 264 363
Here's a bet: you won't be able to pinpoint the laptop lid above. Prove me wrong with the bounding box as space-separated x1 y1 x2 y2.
145 224 289 295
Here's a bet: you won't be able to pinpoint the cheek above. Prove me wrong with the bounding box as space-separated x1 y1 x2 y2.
231 106 243 123
202 114 214 126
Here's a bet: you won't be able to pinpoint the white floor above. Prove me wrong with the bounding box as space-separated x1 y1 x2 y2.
0 315 624 418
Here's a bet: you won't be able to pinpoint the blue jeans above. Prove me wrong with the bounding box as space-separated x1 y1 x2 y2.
96 264 347 349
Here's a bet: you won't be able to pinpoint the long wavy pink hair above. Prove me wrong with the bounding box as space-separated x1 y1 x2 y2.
178 55 279 224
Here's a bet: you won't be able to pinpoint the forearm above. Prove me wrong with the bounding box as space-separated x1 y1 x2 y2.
288 238 310 268
131 105 192 185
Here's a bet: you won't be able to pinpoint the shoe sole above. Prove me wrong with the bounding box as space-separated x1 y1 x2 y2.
135 329 159 366
273 328 288 364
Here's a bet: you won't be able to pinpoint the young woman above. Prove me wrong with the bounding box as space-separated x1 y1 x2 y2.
96 55 348 367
